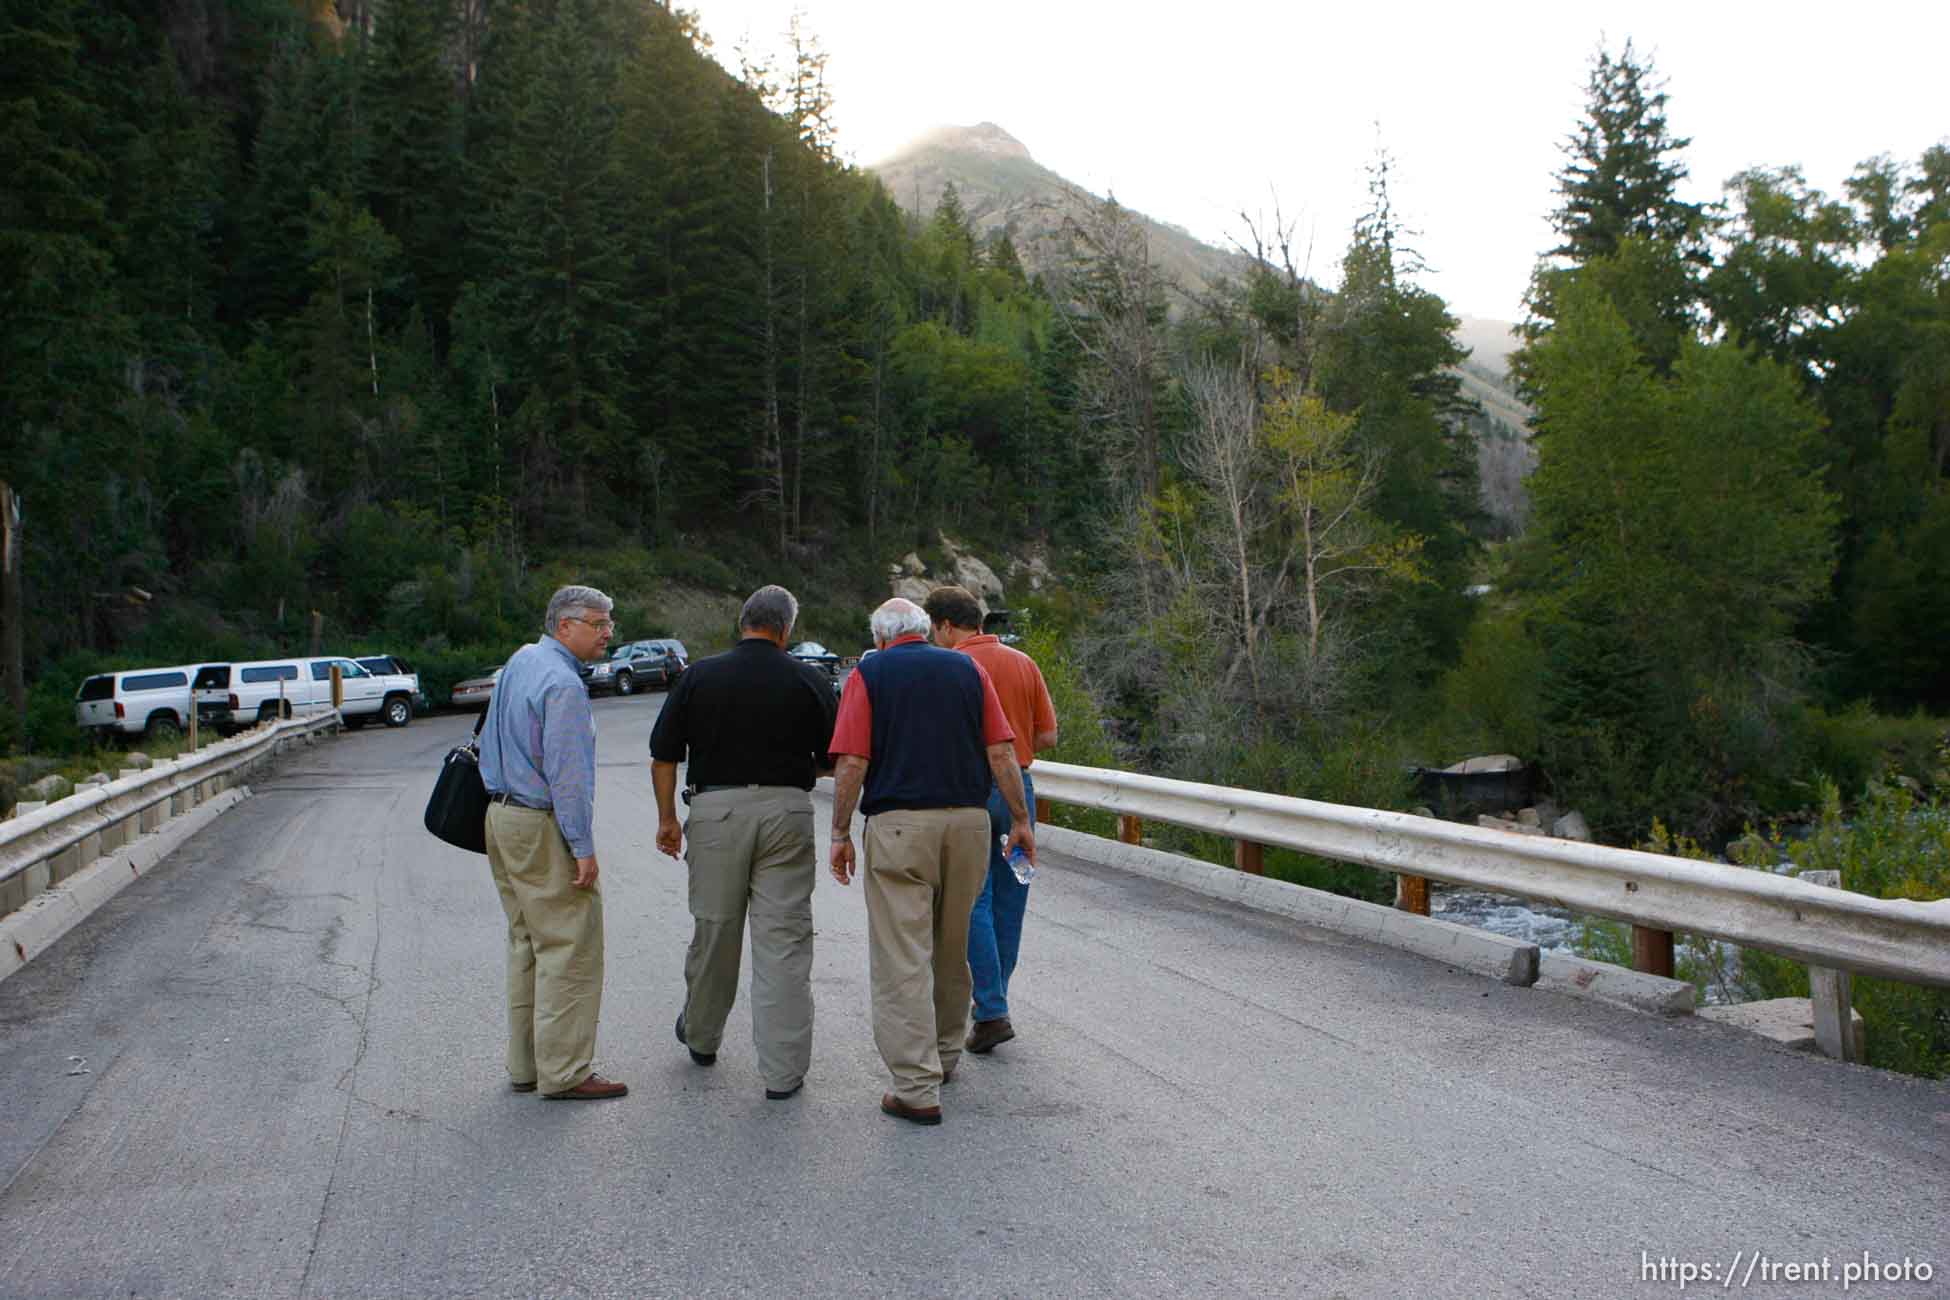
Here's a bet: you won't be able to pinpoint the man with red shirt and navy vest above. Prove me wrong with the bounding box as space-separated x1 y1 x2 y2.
828 597 1035 1126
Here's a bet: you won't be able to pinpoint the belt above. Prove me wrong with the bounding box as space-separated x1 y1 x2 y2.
489 791 553 812
685 782 804 806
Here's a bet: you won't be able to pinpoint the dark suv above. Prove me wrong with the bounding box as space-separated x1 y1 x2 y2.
636 638 688 675
581 639 683 696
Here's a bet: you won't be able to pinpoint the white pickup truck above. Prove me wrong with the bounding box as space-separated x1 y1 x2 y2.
354 655 427 727
74 663 225 740
193 656 400 732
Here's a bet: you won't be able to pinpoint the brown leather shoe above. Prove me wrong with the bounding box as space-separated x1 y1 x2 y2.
880 1093 942 1126
966 1017 1015 1054
543 1073 628 1101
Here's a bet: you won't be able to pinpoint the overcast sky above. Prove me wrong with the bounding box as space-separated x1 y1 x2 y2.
689 1 1948 324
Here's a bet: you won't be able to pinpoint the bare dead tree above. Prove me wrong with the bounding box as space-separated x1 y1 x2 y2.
1232 194 1320 384
1042 189 1175 502
1179 353 1265 687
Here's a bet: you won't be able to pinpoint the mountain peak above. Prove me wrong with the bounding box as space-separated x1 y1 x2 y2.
875 123 1032 167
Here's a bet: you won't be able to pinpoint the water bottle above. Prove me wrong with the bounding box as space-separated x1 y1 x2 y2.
1000 834 1036 885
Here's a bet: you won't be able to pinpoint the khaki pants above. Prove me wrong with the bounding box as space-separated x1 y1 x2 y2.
485 803 604 1094
862 806 990 1108
682 787 817 1092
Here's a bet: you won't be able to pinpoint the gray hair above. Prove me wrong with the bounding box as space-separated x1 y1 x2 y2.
739 584 799 638
869 598 930 645
544 584 613 636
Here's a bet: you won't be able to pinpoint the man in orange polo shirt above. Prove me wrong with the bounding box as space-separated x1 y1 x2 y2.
922 586 1058 1056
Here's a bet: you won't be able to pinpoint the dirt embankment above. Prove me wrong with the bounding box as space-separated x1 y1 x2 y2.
653 587 746 657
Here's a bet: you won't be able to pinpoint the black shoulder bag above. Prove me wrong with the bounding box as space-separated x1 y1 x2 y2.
425 709 490 853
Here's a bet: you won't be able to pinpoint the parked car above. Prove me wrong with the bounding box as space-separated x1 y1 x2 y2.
788 641 852 697
450 666 502 710
354 654 429 726
192 656 392 732
636 637 689 677
786 640 839 668
581 640 679 696
74 663 223 740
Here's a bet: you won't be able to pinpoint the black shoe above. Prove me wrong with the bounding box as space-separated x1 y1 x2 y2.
966 1017 1015 1054
510 1079 538 1093
765 1081 803 1101
676 1012 716 1066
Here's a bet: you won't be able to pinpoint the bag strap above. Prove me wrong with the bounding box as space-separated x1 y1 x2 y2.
458 704 488 756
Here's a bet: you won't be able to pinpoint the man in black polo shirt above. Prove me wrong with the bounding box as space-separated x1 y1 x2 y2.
650 585 839 1101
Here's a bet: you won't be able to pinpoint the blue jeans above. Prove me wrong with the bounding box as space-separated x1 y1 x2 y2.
967 769 1034 1023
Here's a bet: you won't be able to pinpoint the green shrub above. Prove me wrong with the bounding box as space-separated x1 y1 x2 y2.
1131 718 1412 905
1797 704 1946 799
1240 722 1412 904
650 545 744 594
1734 780 1950 1078
1429 606 1545 761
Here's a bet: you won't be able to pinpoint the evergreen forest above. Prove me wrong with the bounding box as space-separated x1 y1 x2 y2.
3 4 1947 870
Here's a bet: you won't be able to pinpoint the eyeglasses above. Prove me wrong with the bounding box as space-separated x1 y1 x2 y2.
568 616 615 633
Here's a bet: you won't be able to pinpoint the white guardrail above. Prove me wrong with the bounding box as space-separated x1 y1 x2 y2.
0 713 340 917
1028 760 1950 989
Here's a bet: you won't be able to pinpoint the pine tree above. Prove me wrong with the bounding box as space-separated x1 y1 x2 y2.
1550 40 1702 261
0 0 141 653
1518 41 1705 379
1315 150 1478 675
366 0 465 339
233 32 368 329
473 0 634 534
612 3 760 534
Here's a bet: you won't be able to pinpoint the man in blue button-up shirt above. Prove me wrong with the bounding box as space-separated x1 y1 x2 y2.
478 585 627 1101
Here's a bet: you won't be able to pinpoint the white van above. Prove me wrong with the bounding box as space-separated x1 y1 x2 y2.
192 656 391 732
74 664 223 740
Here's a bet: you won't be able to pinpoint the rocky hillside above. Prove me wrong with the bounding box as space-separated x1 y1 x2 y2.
1448 316 1535 537
867 123 1254 302
871 125 1537 534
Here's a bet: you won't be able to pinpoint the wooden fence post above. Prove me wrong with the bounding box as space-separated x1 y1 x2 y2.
1234 840 1264 875
1631 926 1675 978
1116 815 1142 845
1799 870 1861 1062
1396 874 1430 915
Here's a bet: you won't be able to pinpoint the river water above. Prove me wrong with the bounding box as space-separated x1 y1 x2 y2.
1430 885 1756 1005
1430 886 1583 952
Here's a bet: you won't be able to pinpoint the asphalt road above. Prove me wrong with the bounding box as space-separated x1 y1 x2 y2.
1 700 1945 1299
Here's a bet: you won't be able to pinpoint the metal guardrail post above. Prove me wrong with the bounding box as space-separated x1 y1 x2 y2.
1234 840 1264 875
1117 815 1142 845
1632 926 1675 978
